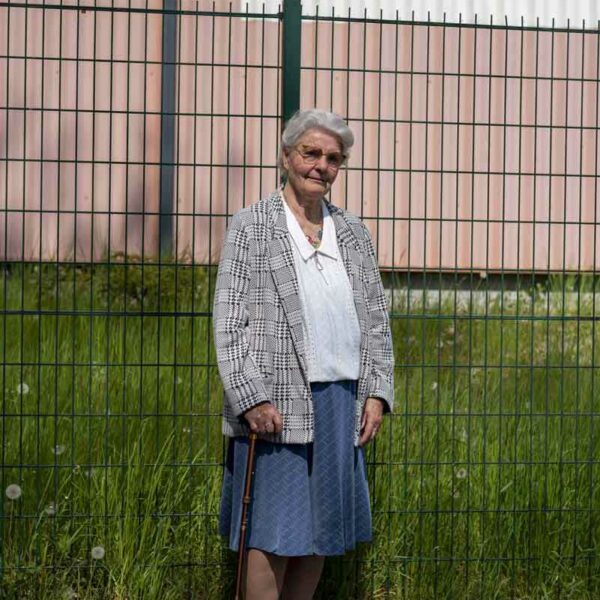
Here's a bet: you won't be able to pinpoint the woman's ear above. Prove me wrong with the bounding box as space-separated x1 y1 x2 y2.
281 148 290 172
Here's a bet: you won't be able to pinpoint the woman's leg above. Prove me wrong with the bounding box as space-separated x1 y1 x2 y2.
281 555 325 600
245 548 288 600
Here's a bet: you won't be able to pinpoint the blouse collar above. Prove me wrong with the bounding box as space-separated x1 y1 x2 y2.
281 193 338 262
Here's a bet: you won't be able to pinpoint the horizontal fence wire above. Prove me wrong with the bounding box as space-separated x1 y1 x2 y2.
1 1 599 599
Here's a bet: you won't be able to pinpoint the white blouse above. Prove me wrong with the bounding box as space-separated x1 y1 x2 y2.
282 195 362 383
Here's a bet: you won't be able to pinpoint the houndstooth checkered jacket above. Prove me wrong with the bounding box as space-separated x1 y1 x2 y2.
213 190 394 445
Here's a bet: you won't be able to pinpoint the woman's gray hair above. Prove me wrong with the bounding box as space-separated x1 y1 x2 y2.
278 109 354 174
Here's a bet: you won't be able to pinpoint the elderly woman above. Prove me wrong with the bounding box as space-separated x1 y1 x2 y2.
214 109 394 600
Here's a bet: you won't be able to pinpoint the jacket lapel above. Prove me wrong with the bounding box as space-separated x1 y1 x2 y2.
328 205 367 328
267 192 309 375
329 205 371 395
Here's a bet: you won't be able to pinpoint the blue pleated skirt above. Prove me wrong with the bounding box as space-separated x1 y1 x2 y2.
219 380 372 557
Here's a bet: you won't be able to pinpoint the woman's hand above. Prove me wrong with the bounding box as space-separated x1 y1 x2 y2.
359 397 384 446
244 403 284 435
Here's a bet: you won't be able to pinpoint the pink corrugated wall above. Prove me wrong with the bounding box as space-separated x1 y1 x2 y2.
301 21 600 271
2 6 599 271
0 0 163 261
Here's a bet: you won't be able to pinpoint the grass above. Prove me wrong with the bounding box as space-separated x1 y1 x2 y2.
1 262 599 599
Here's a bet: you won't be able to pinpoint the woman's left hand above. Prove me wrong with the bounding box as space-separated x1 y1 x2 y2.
359 397 384 446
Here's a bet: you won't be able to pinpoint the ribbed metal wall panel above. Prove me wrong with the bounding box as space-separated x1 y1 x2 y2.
247 0 600 28
3 2 599 271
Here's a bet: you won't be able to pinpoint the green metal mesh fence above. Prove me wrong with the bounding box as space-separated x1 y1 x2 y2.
1 2 599 598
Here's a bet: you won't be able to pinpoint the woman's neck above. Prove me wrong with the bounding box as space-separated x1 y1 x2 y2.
282 183 322 225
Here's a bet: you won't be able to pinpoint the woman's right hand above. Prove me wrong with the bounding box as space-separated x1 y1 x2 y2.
244 403 284 435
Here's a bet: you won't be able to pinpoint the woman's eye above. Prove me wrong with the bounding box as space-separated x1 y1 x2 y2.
306 150 321 159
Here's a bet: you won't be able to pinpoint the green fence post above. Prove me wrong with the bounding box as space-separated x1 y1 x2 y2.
160 0 178 259
281 0 302 127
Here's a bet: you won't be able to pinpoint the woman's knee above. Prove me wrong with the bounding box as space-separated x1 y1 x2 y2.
245 549 288 600
281 555 325 600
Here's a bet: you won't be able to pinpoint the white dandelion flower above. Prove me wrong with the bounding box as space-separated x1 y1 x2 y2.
452 490 460 499
455 468 468 480
52 444 66 456
83 469 94 479
176 377 183 385
17 382 30 395
91 546 105 560
182 427 192 434
6 484 22 500
45 502 57 516
63 588 78 600
446 326 455 336
437 340 445 349
430 381 438 391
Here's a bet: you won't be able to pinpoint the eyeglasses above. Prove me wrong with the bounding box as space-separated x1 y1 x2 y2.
293 145 346 169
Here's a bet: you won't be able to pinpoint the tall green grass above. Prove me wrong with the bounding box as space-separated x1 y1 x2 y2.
1 264 599 599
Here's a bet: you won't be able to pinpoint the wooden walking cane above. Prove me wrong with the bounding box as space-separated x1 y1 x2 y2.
234 432 258 600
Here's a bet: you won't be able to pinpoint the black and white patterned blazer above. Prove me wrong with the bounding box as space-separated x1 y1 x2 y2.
213 190 394 445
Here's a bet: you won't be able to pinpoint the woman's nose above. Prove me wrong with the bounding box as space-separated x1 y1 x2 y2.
315 155 329 171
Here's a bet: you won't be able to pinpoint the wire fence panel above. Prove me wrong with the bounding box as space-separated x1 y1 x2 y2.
1 2 281 598
1 0 165 262
1 2 599 599
303 16 600 272
172 4 282 263
298 10 600 599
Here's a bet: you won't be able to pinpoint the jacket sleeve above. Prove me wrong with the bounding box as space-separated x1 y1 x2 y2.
213 213 270 417
361 223 395 412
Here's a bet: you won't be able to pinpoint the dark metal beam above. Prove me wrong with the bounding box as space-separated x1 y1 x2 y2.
281 0 302 127
159 0 178 259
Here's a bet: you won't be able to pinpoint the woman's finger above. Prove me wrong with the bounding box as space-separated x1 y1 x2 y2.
359 425 372 446
244 404 284 434
272 410 284 433
360 398 383 438
259 405 283 433
370 423 380 441
360 409 383 445
359 417 375 446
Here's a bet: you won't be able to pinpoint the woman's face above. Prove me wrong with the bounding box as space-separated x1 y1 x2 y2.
282 128 344 203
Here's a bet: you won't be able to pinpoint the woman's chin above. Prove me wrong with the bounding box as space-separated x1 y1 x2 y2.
304 179 329 197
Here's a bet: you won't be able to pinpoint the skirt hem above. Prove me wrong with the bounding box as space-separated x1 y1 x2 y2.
223 536 373 557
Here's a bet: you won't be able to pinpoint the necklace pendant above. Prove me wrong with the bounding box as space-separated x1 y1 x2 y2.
306 228 323 250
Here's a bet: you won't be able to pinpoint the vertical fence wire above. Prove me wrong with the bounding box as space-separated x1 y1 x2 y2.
589 23 600 593
1 2 9 578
